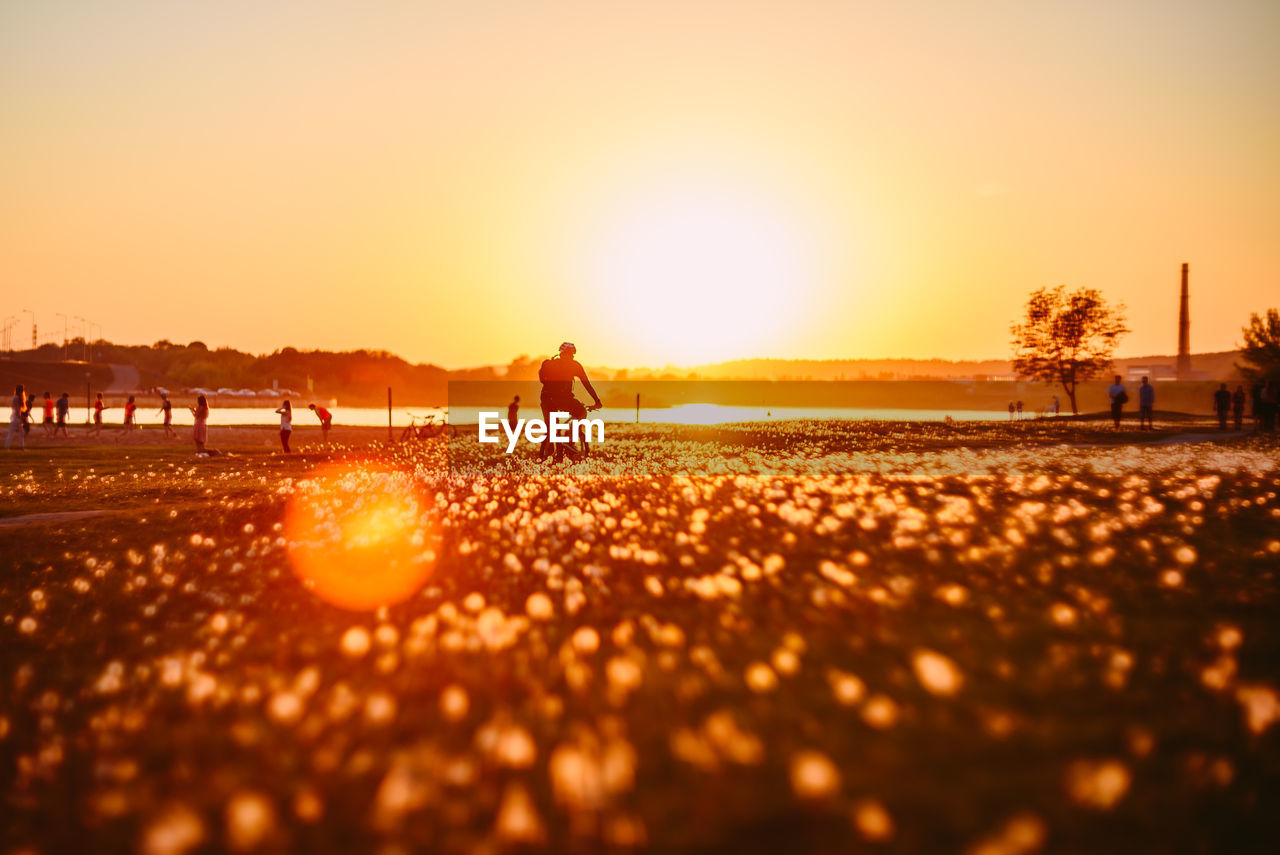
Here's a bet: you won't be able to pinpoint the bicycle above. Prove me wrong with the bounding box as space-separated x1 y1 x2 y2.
544 402 602 461
399 412 457 442
573 403 604 459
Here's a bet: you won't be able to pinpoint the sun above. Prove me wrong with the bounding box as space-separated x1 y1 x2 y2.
583 179 819 366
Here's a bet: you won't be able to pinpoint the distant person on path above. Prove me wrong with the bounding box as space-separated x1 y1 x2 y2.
41 392 54 437
55 393 70 437
1007 402 1015 421
1232 385 1246 431
90 393 106 436
507 395 520 432
1213 383 1232 430
1016 400 1024 420
1263 381 1278 433
1137 376 1155 430
1251 381 1265 430
538 342 602 461
1107 375 1127 429
22 394 36 437
158 393 174 438
5 384 25 450
308 403 332 442
120 395 138 434
190 395 210 454
1051 395 1061 416
275 400 293 453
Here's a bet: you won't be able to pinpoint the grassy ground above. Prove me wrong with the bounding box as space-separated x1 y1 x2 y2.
2 422 1279 854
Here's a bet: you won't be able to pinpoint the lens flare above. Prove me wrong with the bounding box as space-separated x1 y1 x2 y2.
285 463 438 610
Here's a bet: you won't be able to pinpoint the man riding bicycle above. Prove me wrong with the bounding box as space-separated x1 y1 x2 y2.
539 341 602 460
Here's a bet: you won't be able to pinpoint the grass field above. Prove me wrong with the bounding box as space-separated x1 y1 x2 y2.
3 422 1279 853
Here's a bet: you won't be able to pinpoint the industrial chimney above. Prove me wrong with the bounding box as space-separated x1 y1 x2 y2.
1176 263 1191 381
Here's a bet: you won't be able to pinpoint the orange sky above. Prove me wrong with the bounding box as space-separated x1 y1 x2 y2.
2 0 1277 368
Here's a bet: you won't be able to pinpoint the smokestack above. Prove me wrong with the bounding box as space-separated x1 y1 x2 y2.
1176 262 1191 380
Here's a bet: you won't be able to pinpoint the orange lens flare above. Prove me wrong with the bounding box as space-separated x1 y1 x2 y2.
285 463 438 610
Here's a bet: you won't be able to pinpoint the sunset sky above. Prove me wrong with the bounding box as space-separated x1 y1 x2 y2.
3 0 1277 368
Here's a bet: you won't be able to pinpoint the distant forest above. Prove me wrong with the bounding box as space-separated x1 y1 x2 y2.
2 339 1246 407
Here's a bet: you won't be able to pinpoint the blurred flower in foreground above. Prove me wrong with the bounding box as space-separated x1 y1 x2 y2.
285 463 438 609
1064 758 1131 810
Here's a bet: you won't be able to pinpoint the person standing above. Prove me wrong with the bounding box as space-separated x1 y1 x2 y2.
5 384 25 450
158 392 174 438
507 396 520 431
1051 395 1061 416
1263 381 1278 433
22 393 36 437
1232 385 1246 431
1137 376 1155 430
1015 400 1024 420
90 393 106 436
1007 402 1015 421
1107 375 1127 429
308 403 332 443
1213 383 1232 430
41 392 55 437
190 395 210 454
120 395 138 435
1250 381 1265 430
275 400 293 453
55 392 71 437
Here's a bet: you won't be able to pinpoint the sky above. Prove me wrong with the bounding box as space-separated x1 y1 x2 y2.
2 0 1278 368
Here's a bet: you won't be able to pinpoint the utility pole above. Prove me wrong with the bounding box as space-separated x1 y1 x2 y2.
22 309 35 349
1176 263 1191 381
56 313 68 360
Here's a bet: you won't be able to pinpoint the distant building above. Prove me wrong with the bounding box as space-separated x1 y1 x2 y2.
1126 365 1176 381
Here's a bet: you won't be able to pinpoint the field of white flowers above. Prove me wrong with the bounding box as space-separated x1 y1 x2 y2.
3 422 1279 853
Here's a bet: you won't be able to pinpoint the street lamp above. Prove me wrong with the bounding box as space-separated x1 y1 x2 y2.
22 309 35 350
56 313 69 360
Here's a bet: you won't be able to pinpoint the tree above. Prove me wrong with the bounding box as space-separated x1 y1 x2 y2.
1011 285 1128 415
1238 309 1280 384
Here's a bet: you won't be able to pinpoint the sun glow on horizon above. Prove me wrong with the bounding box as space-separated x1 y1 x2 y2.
579 176 828 366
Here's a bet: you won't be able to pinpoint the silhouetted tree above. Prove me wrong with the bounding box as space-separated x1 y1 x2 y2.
503 355 540 381
1238 309 1280 383
1011 285 1127 415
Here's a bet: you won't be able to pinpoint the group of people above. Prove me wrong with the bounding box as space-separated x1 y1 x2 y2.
269 401 334 453
6 386 74 449
5 383 334 453
1106 375 1279 431
1007 396 1062 420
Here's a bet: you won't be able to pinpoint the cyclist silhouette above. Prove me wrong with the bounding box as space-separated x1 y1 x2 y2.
538 342 602 460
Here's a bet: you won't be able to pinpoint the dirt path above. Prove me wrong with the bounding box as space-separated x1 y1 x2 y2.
0 510 109 528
